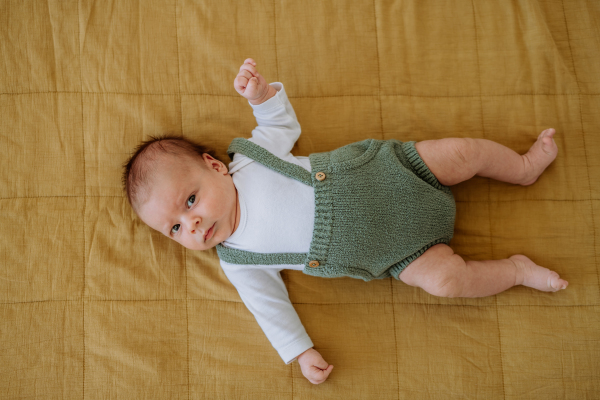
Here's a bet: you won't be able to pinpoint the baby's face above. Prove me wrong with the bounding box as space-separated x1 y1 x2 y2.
137 153 240 251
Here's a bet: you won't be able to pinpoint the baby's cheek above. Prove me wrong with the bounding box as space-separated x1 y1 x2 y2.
173 236 187 249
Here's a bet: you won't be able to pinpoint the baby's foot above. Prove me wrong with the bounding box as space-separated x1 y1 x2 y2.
509 254 568 292
520 128 558 186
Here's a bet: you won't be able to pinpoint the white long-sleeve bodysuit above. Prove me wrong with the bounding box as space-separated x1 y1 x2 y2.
220 82 315 364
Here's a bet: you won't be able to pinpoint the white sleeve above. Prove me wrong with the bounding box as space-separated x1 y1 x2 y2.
247 82 302 158
220 262 314 364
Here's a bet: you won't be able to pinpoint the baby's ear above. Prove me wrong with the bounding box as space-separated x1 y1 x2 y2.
202 153 227 172
201 153 215 166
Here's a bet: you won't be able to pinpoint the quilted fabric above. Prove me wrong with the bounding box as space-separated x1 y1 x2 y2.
1 0 599 398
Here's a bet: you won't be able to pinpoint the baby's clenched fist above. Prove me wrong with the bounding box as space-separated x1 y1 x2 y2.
297 348 334 384
234 58 269 103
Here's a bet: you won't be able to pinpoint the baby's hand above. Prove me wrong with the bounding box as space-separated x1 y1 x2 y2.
297 348 334 385
234 58 268 102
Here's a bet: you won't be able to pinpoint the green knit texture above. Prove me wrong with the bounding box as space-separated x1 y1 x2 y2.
216 138 456 281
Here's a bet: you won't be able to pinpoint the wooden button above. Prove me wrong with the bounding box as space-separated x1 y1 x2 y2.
308 260 320 268
315 172 326 181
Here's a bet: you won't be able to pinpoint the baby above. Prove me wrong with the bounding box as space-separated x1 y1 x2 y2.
122 58 568 385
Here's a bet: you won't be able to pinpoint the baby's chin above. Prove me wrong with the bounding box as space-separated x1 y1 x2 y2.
181 240 219 251
182 243 208 251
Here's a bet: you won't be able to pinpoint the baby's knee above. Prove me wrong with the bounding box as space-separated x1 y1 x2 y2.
425 254 468 298
400 244 469 298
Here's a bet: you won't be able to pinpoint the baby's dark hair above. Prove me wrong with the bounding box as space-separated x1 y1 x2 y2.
122 134 225 211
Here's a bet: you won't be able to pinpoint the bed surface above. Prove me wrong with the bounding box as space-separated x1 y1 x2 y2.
1 0 599 398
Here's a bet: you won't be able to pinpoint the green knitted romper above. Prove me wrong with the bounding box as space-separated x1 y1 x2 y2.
216 137 456 281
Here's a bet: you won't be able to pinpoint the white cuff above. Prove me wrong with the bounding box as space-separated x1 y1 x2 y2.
279 335 314 364
248 82 284 113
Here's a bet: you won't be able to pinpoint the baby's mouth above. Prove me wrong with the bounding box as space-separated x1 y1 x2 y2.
204 223 215 242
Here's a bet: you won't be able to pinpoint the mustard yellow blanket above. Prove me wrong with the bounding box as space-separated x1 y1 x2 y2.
1 0 599 398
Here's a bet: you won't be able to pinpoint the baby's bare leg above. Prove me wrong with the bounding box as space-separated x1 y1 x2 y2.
415 129 558 186
399 244 568 298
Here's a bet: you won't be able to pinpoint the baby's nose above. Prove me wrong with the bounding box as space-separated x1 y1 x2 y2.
189 220 200 234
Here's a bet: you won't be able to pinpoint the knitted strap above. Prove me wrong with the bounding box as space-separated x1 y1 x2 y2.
216 243 306 265
227 138 313 186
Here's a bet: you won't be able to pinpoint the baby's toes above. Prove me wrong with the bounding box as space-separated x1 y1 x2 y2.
541 133 557 156
558 278 569 290
538 128 552 140
542 137 554 154
548 272 567 291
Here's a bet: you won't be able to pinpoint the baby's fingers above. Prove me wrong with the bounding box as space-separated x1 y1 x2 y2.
308 365 333 384
233 75 249 93
239 62 259 79
246 76 259 94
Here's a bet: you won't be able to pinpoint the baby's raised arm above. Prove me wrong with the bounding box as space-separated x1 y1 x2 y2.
234 58 277 105
232 58 302 158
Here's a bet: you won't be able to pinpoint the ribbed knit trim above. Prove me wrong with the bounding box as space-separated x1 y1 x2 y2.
304 150 334 273
401 141 444 190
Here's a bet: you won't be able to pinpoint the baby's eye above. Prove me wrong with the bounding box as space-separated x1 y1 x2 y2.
187 195 195 208
170 224 180 235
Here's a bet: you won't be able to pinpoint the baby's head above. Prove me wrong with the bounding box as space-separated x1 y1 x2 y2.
122 135 240 251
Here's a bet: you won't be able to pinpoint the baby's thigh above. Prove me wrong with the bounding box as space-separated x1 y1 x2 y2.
414 138 479 186
398 244 466 290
